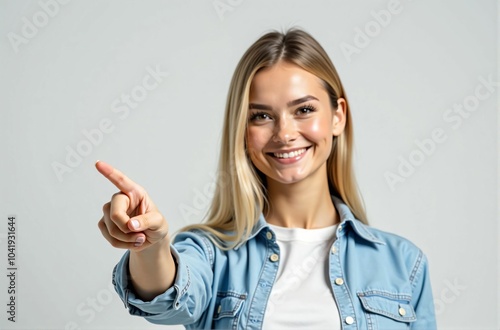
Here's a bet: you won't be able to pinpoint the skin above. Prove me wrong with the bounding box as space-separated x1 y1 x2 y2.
96 160 175 301
95 60 347 301
246 60 347 229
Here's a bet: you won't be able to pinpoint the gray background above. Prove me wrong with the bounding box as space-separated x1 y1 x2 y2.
1 0 498 329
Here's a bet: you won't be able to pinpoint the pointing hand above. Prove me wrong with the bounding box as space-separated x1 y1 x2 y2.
95 161 169 251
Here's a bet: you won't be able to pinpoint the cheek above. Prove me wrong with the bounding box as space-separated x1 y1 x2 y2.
246 127 270 152
302 117 333 143
246 128 269 167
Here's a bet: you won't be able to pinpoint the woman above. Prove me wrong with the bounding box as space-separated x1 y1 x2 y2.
96 28 437 329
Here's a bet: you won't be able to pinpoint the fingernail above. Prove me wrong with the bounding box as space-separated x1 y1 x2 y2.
130 219 139 230
95 160 100 165
135 236 145 246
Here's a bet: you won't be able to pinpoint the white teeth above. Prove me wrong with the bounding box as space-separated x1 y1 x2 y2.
273 148 306 159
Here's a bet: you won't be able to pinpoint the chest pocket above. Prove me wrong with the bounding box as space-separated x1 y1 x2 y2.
358 291 416 329
212 291 247 330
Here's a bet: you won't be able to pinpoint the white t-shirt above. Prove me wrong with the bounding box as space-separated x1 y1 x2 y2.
262 223 341 330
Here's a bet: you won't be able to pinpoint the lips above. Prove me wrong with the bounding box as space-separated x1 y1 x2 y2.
267 146 311 159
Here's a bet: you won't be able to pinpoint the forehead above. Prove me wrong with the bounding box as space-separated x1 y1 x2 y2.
249 61 325 100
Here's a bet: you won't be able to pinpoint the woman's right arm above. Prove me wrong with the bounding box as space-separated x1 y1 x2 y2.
95 160 176 301
128 237 176 301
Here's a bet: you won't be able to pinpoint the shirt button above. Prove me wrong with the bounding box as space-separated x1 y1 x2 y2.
217 304 222 313
399 307 406 316
266 231 273 240
338 224 343 231
345 316 354 324
270 253 279 262
335 278 344 285
330 246 337 254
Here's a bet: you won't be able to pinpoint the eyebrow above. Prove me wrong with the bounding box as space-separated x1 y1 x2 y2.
248 95 319 110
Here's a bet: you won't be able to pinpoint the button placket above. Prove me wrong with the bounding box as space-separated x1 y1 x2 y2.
328 236 357 328
246 230 280 328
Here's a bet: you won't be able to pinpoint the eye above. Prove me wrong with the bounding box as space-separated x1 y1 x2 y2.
296 104 317 115
249 111 272 122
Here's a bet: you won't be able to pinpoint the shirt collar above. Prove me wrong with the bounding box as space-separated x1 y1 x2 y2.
234 194 385 250
331 195 385 245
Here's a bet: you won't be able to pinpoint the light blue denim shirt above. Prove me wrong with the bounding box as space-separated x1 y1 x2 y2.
112 195 437 329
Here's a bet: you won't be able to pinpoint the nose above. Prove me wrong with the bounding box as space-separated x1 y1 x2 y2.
272 117 297 144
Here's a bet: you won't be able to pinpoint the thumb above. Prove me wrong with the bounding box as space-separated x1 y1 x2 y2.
127 211 164 232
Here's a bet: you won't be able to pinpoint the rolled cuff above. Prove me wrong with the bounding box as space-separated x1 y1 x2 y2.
111 244 191 320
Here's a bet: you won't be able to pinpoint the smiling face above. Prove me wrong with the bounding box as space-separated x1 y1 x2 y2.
246 61 346 186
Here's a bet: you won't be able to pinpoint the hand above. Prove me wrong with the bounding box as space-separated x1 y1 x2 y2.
96 160 169 251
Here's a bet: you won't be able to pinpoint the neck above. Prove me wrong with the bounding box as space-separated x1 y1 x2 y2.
264 167 339 229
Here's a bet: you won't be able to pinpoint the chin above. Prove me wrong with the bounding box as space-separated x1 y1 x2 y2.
266 171 309 185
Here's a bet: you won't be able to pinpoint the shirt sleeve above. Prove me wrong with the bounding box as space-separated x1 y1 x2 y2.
112 231 215 326
409 251 437 330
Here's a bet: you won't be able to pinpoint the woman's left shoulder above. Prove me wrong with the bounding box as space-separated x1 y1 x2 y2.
357 221 427 259
370 225 420 246
352 221 432 287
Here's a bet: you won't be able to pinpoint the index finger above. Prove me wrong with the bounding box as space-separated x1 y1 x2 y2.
95 160 138 194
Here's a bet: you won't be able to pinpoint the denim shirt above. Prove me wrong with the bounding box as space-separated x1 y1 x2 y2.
112 195 437 329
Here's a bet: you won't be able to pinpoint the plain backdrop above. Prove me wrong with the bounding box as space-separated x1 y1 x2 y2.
1 0 498 329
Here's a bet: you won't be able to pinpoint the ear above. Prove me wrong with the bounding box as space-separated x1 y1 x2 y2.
332 97 347 136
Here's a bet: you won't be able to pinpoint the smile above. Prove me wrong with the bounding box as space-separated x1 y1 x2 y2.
265 146 312 165
272 148 307 159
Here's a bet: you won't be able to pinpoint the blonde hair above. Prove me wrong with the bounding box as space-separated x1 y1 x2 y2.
181 27 367 249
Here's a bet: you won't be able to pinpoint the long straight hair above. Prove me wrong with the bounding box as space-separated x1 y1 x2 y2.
181 28 367 249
